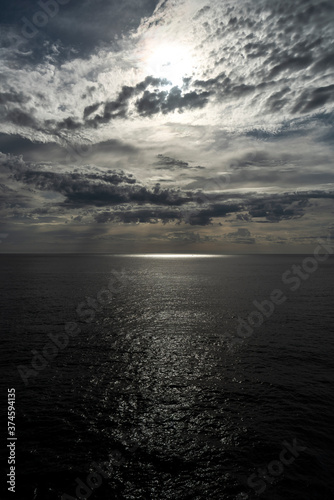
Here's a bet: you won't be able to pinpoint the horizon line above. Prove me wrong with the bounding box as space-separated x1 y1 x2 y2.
0 252 330 256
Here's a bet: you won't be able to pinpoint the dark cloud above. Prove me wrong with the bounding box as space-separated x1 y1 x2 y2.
5 108 38 128
0 134 66 160
184 203 242 226
95 202 242 226
236 214 252 222
79 77 172 128
293 84 334 113
50 78 212 132
156 154 189 169
135 86 212 117
5 158 190 208
0 134 138 164
182 192 329 226
83 102 102 119
166 231 216 243
226 227 256 245
95 208 182 224
0 91 30 105
66 185 189 208
3 153 333 227
13 168 135 187
194 72 231 91
269 55 313 79
95 195 310 228
312 51 334 72
249 198 306 222
56 117 82 131
156 154 205 170
244 41 276 59
265 87 291 112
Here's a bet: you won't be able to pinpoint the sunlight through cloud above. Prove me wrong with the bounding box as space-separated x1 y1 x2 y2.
143 42 195 87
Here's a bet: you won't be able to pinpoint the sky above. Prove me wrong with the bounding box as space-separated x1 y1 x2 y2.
0 0 333 253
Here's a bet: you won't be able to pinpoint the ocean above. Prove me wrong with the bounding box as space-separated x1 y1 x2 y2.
1 254 334 500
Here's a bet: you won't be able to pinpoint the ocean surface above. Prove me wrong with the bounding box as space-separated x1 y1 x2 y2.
1 254 334 500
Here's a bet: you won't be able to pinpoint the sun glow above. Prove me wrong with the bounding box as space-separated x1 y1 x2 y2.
144 43 195 87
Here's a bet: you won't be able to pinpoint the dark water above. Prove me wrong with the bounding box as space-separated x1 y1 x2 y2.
1 254 334 500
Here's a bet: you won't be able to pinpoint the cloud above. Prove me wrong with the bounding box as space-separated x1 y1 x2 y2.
226 227 256 244
95 202 243 226
2 151 333 228
57 77 178 130
1 0 334 251
193 5 211 21
95 207 182 224
135 86 212 116
1 0 160 61
1 154 193 210
156 154 206 170
5 108 38 128
83 102 102 119
165 231 216 243
0 91 30 105
269 55 314 79
0 134 138 167
293 84 334 113
184 203 243 226
190 0 334 119
1 0 333 143
248 196 310 223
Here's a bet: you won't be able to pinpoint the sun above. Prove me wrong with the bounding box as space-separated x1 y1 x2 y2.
143 42 194 87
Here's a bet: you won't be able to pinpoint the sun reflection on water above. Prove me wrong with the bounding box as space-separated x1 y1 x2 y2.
120 254 233 258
